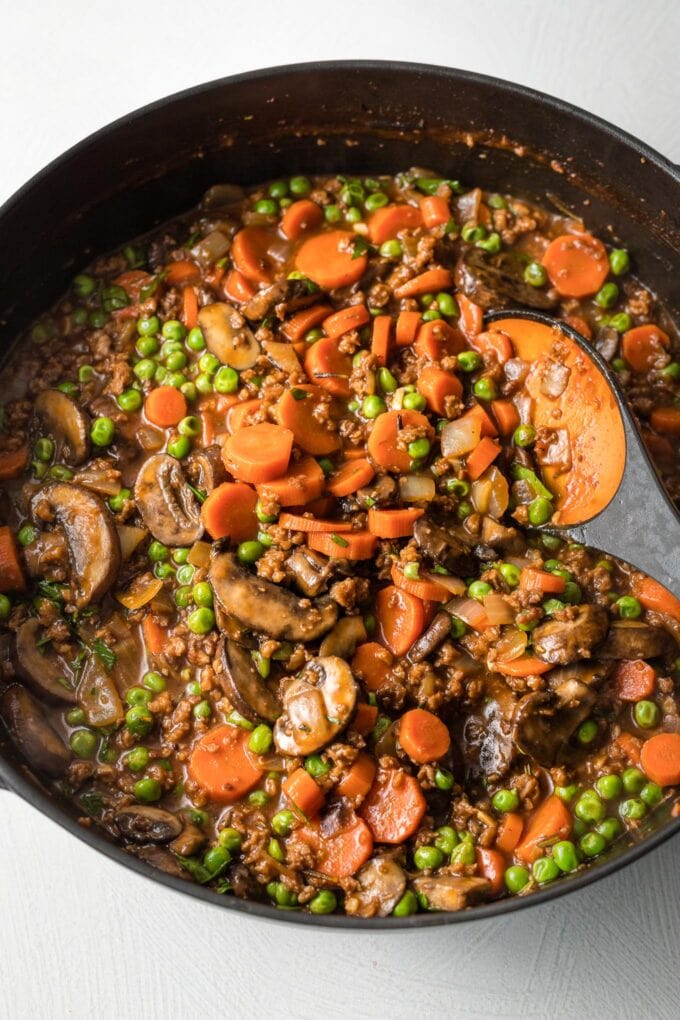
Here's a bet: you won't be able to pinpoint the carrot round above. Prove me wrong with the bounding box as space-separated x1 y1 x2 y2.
495 656 553 677
182 286 198 329
414 319 465 360
304 337 353 398
466 437 501 481
278 513 352 534
351 641 394 692
519 567 566 595
419 194 451 228
232 226 275 284
0 446 29 480
336 753 377 801
490 399 520 437
141 614 167 656
282 767 325 818
476 847 506 895
622 324 670 374
0 527 26 592
515 795 573 865
367 508 423 540
376 584 426 657
352 702 379 737
612 659 656 702
461 402 498 438
295 230 367 290
398 707 451 764
256 456 325 507
367 409 434 473
164 259 200 286
188 724 264 803
541 233 609 297
417 366 462 415
144 386 187 428
368 203 423 244
640 732 680 786
395 310 422 348
456 294 484 340
307 529 377 560
495 812 524 855
634 576 680 623
469 329 513 365
223 269 256 303
223 422 293 483
323 304 370 339
292 811 374 879
371 315 392 366
276 384 341 456
650 406 680 436
281 303 333 342
280 199 323 241
226 398 263 434
200 482 258 542
390 563 451 603
326 458 375 497
394 267 453 299
359 767 426 844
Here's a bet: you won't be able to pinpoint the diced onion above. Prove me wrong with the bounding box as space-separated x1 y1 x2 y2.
191 229 230 264
399 474 436 502
74 469 121 497
136 426 165 452
188 541 211 568
482 593 515 626
441 416 481 458
445 596 489 631
115 575 163 610
116 524 147 560
423 572 465 596
471 466 509 517
493 628 528 661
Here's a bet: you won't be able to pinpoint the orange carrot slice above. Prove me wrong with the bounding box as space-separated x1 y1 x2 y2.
307 530 377 560
541 233 609 298
368 203 423 244
256 456 325 507
367 507 424 539
280 199 323 241
326 459 375 497
295 230 367 290
189 724 264 803
222 422 294 483
200 482 258 542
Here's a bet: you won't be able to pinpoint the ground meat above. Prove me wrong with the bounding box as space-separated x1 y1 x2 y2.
329 576 370 611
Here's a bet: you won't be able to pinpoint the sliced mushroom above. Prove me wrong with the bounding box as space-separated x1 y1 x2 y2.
513 674 596 766
533 605 609 665
186 445 227 495
455 246 558 311
115 805 183 844
345 857 406 918
356 473 397 510
197 302 260 370
0 685 71 776
413 517 477 575
218 637 281 723
479 516 523 553
210 551 337 642
31 483 121 608
77 654 125 728
127 844 192 879
462 678 517 778
170 822 207 857
262 339 301 376
408 611 453 663
412 874 490 912
23 530 68 578
34 389 91 465
134 454 204 547
15 618 76 703
599 620 674 660
319 616 367 659
286 546 333 597
274 655 357 756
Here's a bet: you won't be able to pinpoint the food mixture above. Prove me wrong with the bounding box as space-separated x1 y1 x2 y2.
2 169 680 918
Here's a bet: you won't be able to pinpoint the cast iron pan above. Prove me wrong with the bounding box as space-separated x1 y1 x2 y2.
1 61 679 928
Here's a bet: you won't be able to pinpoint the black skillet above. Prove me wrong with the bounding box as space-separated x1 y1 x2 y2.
1 61 680 928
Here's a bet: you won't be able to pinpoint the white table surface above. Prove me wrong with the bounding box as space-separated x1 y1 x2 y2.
2 2 679 1017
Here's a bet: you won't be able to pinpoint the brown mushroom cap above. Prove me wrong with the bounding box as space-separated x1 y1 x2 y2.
599 620 674 660
274 655 357 756
197 302 260 370
15 618 76 703
533 605 609 665
513 672 596 766
345 857 406 918
34 389 91 465
455 246 558 312
134 453 204 547
412 874 490 912
218 637 281 724
0 685 71 776
115 806 183 844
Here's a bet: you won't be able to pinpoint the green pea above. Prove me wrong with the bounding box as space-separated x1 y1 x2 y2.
364 192 388 212
77 362 94 383
309 889 337 914
248 724 273 755
252 198 276 216
125 704 154 737
214 365 239 394
467 580 492 601
457 351 482 373
237 540 265 564
167 435 191 459
248 790 269 807
445 479 470 497
392 890 418 917
136 334 159 356
449 616 467 639
194 373 213 395
476 232 501 254
49 464 74 482
193 699 212 720
181 380 198 403
492 788 519 813
133 777 162 802
117 388 143 413
580 832 607 858
402 563 419 581
305 754 330 778
661 362 680 381
640 782 663 807
620 797 646 821
166 351 187 373
175 585 193 608
148 541 169 563
203 845 231 875
88 310 109 329
257 530 274 549
198 352 220 376
532 856 560 884
186 327 205 352
562 581 582 605
577 719 598 745
362 395 387 419
513 424 536 447
402 391 427 412
614 595 642 619
90 416 115 447
574 790 605 824
456 500 473 521
71 308 88 327
595 282 619 309
504 865 530 893
218 827 242 852
498 562 521 587
267 180 288 199
289 176 311 197
622 767 646 794
189 582 211 609
595 817 623 842
153 562 174 580
609 313 632 333
124 746 150 772
407 437 431 460
17 524 36 547
634 700 660 729
472 377 496 402
523 262 548 287
305 327 324 344
324 204 341 223
434 767 454 791
65 707 86 726
414 845 444 871
143 671 166 693
528 496 553 526
69 729 98 758
255 500 277 524
433 826 458 856
609 248 630 276
34 437 55 463
378 367 398 393
379 239 402 258
552 840 579 873
421 309 442 322
450 841 475 866
186 680 202 697
187 608 215 634
436 292 458 318
175 564 195 586
137 315 160 336
595 774 623 800
73 273 96 297
461 222 486 243
271 810 296 837
555 783 579 802
125 686 153 707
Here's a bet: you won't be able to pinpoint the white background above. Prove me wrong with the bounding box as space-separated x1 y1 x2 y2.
1 2 680 1018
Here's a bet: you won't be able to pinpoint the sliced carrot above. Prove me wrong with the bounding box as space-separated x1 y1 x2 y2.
469 329 513 365
307 529 377 560
295 230 367 290
144 386 187 428
634 575 680 623
204 265 225 291
394 268 453 299
352 702 379 737
281 303 333 342
0 527 25 592
650 406 680 436
398 707 451 764
519 567 566 595
256 456 325 507
282 767 325 818
368 203 423 244
0 446 29 480
541 233 609 298
622 324 670 374
419 194 451 228
456 294 484 341
414 319 465 360
226 398 262 434
276 384 341 456
141 614 167 656
614 731 643 766
278 513 353 534
366 409 434 473
188 724 264 804
302 496 335 518
290 810 374 879
232 226 276 285
323 304 370 339
223 269 256 304
376 584 426 657
304 336 353 398
164 259 200 286
367 507 424 539
564 315 593 340
222 422 293 484
395 310 422 348
495 812 524 855
391 563 451 603
612 659 656 702
351 642 394 692
640 732 680 786
515 795 573 865
200 482 258 542
371 315 392 366
336 753 377 801
182 286 198 329
495 656 553 677
359 767 426 844
466 437 501 481
326 458 375 497
459 402 498 438
280 199 323 241
490 399 520 437
417 366 462 415
476 847 506 895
